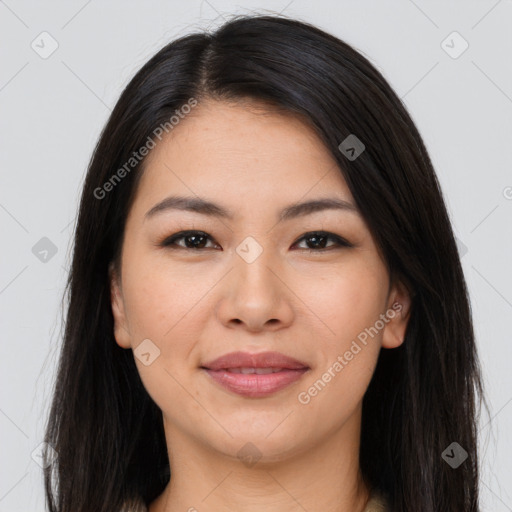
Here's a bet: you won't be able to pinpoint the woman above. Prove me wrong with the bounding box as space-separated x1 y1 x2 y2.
43 13 485 512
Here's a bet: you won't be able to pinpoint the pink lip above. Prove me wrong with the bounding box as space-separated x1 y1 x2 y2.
201 351 310 398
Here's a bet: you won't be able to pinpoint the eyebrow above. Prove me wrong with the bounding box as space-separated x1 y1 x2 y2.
144 195 359 222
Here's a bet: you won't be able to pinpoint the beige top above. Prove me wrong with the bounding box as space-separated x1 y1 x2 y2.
125 489 389 511
364 490 389 511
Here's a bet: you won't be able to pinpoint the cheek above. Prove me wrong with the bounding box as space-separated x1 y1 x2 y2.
122 257 205 341
121 267 203 410
293 259 387 408
293 256 389 345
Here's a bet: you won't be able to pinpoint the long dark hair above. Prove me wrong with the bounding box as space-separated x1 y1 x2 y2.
43 13 486 512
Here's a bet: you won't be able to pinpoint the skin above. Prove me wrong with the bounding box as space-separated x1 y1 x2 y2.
110 98 411 512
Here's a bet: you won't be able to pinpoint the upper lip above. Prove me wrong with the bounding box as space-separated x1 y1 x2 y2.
201 351 309 371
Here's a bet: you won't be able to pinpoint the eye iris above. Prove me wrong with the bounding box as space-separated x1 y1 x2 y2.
306 234 328 249
185 233 208 249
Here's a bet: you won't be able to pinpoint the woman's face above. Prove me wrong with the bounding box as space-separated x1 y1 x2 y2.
110 99 410 463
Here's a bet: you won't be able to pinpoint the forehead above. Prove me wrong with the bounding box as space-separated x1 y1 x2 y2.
131 99 352 215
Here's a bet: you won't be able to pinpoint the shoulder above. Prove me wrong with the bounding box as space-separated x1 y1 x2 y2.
363 489 390 512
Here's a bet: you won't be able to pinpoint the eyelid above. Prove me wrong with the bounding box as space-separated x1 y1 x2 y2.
291 231 353 249
158 230 353 251
159 230 219 249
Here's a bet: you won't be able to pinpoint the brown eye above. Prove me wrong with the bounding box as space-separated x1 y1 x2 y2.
159 230 352 252
161 231 219 250
292 232 352 252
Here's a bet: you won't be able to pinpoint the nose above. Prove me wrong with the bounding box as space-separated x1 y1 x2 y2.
215 246 295 333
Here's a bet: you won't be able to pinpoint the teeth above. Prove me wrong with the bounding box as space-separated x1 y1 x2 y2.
226 367 284 374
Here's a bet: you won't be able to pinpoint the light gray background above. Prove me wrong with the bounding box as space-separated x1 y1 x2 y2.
1 1 511 510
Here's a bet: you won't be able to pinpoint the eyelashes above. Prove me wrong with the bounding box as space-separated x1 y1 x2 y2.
158 230 353 253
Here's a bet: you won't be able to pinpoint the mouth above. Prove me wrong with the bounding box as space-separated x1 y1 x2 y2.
220 367 287 374
200 351 310 398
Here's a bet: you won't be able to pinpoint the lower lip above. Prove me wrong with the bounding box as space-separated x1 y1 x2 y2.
203 368 309 398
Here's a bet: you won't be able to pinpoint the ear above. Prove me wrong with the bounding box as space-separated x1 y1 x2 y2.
381 278 413 349
109 262 132 349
